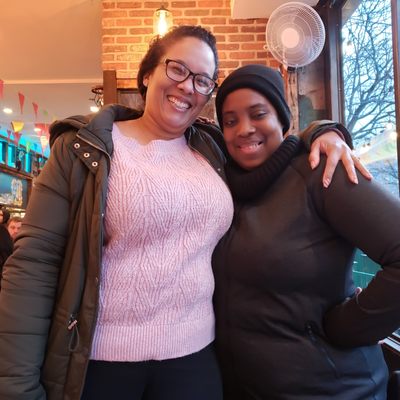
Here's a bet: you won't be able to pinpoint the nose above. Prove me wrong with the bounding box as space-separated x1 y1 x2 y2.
176 75 195 94
237 117 256 137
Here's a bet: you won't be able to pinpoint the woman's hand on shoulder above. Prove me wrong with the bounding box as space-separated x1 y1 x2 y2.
309 131 372 188
195 116 215 125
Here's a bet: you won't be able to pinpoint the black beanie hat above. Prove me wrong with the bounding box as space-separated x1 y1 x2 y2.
215 64 291 133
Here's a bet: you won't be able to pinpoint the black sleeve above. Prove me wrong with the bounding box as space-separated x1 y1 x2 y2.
310 159 400 347
0 134 73 399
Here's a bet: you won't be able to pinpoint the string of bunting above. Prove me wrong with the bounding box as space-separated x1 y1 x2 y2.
0 78 55 155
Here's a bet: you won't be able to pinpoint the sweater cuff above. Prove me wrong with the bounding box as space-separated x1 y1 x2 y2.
299 120 354 151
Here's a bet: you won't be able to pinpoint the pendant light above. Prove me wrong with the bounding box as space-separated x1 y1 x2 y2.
153 5 173 37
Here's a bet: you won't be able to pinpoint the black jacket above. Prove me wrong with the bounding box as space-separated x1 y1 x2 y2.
213 139 400 399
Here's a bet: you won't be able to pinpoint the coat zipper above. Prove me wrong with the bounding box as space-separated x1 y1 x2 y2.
306 322 340 378
73 132 108 397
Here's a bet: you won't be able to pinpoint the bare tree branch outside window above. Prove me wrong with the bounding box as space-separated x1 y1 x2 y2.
342 0 397 194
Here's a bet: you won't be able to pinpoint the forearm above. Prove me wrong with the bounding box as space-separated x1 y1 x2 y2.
298 120 353 150
324 268 400 347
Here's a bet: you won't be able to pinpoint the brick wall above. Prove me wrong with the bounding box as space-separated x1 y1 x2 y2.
102 0 279 88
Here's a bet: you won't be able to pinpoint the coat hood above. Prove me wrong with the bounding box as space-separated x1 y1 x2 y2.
49 104 143 152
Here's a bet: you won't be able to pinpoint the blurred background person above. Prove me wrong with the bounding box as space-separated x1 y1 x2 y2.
0 224 13 279
7 217 23 241
0 207 10 226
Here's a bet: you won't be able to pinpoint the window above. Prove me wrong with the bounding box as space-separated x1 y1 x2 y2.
340 0 400 336
342 0 397 194
24 152 31 173
0 140 6 164
7 144 16 168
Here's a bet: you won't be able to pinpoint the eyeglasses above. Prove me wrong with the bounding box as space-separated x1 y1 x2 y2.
163 59 218 96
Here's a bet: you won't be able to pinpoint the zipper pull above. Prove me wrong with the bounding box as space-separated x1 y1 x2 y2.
68 314 80 352
68 317 78 331
306 322 317 342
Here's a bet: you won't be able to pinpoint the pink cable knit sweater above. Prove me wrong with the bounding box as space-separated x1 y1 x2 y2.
90 124 233 361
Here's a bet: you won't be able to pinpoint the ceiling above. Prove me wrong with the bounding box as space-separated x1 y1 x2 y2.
0 0 317 152
0 0 102 152
231 0 318 19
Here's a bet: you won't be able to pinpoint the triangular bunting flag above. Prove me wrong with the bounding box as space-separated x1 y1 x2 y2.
11 121 24 133
13 131 23 146
34 122 46 133
32 102 39 119
18 92 25 114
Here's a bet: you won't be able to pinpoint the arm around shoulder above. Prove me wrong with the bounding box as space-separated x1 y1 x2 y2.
297 120 353 150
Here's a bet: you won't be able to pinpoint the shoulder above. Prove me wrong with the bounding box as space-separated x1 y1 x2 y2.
50 104 142 149
191 122 227 155
289 150 323 183
289 151 397 218
49 115 91 147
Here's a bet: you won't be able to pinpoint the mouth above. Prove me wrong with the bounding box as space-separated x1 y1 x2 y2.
167 95 191 110
238 141 263 154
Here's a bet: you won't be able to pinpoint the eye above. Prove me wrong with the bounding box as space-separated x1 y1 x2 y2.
169 62 188 77
223 117 237 127
195 75 212 88
251 108 268 120
254 112 267 119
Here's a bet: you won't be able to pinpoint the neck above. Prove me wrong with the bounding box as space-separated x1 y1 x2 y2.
226 135 302 201
139 111 189 144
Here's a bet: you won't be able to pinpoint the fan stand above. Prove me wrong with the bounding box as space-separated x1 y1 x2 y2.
279 65 299 135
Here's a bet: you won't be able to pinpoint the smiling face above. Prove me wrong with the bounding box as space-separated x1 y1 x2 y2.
142 36 216 139
222 88 284 171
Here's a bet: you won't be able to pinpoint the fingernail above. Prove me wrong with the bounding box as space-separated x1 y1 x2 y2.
353 176 358 184
323 178 331 188
310 161 316 169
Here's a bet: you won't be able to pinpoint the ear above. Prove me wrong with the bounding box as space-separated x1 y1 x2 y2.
143 74 149 87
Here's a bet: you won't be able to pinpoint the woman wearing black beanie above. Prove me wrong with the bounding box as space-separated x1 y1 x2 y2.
212 64 400 399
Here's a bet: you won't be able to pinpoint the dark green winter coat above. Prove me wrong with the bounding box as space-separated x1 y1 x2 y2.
0 104 228 400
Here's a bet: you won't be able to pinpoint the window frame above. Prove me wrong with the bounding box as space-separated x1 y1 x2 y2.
319 0 400 362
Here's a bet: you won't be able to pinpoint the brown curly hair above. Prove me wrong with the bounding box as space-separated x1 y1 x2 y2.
137 25 219 102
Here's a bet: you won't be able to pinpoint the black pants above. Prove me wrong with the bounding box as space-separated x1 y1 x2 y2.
81 344 223 400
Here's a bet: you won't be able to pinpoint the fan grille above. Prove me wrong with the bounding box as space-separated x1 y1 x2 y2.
266 2 326 68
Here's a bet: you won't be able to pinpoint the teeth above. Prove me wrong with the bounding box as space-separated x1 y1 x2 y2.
168 96 190 109
241 143 260 149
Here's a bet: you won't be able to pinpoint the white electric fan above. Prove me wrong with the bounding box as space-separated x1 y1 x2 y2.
265 2 326 69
